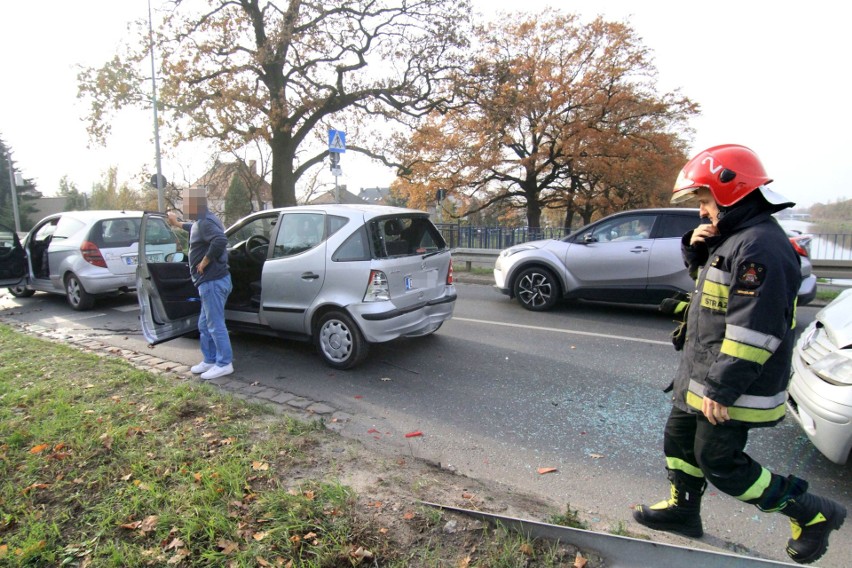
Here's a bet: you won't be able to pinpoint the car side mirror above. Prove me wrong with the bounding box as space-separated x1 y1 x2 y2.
583 234 597 243
166 252 187 263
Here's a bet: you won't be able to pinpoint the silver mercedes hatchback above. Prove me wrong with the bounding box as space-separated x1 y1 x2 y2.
136 204 456 369
4 210 164 310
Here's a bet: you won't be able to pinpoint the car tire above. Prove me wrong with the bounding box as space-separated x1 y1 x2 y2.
513 266 559 311
315 310 368 370
8 285 35 298
65 273 95 311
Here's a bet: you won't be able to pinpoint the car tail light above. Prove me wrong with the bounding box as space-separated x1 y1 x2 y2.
363 270 390 302
81 240 107 268
789 237 809 257
447 261 453 285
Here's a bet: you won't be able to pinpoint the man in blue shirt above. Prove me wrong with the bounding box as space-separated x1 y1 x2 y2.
167 187 234 380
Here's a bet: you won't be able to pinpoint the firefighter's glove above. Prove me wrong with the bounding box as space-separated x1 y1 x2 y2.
660 292 690 351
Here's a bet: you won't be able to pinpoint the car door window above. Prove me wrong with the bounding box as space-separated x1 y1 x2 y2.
586 215 655 242
273 213 325 258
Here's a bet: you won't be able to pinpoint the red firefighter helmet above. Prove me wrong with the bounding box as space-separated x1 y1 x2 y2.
671 144 773 207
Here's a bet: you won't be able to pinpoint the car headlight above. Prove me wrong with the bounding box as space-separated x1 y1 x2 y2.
500 244 535 258
810 353 852 386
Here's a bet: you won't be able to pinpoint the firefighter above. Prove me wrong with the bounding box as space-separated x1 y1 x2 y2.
633 144 846 564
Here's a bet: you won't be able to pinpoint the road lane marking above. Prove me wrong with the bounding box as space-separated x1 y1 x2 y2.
452 317 670 346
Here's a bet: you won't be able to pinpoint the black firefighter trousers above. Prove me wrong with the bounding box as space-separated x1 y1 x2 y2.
663 406 803 510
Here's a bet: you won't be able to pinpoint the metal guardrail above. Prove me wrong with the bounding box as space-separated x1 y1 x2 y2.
422 502 799 568
451 248 852 281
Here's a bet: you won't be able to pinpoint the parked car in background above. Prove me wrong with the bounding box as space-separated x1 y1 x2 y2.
786 228 818 305
137 204 456 369
787 288 852 464
493 208 817 311
1 211 177 310
0 223 27 288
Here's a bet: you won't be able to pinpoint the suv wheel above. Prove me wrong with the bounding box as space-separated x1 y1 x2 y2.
315 310 368 370
514 267 559 311
65 273 95 311
8 284 35 298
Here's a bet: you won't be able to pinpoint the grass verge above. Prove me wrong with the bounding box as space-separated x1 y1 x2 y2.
0 324 604 567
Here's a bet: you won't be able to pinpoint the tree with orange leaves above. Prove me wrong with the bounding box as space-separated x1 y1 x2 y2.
392 10 698 230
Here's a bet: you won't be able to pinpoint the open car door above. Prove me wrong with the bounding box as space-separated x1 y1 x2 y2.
137 212 199 344
0 223 27 287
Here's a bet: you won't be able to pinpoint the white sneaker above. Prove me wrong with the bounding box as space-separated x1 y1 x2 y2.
200 363 234 380
191 361 215 374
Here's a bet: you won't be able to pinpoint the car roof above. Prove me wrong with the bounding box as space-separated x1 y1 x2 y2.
246 204 429 219
36 210 145 223
612 207 699 216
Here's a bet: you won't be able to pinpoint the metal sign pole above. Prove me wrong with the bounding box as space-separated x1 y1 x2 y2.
6 152 21 234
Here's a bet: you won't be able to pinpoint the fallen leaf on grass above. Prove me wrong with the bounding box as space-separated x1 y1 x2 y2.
402 511 415 520
139 515 158 534
537 467 558 475
163 538 184 551
404 431 423 438
29 444 49 454
120 521 142 530
461 492 475 500
458 556 471 568
0 544 6 557
22 483 49 494
519 543 534 556
252 461 269 471
367 428 380 434
253 532 268 541
256 557 271 567
217 540 239 555
349 547 374 562
574 551 587 568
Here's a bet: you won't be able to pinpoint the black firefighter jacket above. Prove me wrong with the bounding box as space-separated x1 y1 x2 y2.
671 204 801 427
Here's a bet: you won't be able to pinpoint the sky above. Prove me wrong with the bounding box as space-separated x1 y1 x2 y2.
1 0 850 209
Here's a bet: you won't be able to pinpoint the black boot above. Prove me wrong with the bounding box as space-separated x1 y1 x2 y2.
633 471 706 538
780 492 846 564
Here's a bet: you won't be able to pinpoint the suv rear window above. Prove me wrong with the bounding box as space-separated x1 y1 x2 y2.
658 213 699 239
368 216 446 258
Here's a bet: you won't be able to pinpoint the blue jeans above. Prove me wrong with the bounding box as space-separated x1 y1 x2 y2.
197 274 233 366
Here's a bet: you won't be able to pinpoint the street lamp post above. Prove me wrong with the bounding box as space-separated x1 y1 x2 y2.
5 151 22 234
148 0 165 212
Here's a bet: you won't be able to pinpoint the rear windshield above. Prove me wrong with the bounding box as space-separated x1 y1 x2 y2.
91 218 142 248
368 215 447 258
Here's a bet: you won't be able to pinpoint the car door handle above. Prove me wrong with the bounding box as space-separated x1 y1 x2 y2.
301 272 320 280
630 247 650 254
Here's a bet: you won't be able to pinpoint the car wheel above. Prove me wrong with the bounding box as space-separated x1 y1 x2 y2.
8 285 35 298
65 273 95 311
514 267 559 311
315 310 368 370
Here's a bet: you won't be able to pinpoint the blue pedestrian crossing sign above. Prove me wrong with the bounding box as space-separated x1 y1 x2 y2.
328 129 346 153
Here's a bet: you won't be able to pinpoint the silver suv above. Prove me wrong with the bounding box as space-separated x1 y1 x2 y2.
494 208 816 311
137 204 456 369
2 211 174 310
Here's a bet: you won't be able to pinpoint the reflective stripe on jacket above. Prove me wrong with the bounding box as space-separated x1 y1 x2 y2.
671 212 800 427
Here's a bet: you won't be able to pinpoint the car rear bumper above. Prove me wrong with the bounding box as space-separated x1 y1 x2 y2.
76 271 137 295
797 274 818 305
787 353 852 464
350 288 457 342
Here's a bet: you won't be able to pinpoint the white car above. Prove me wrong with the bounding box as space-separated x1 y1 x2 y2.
787 288 852 464
1 211 176 310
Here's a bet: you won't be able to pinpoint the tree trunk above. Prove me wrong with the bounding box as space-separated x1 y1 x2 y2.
269 134 297 207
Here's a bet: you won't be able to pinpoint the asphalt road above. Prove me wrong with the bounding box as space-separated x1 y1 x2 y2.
1 283 849 566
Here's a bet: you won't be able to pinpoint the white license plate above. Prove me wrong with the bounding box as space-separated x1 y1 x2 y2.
124 254 162 265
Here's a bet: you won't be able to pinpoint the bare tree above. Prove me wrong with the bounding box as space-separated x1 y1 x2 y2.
78 0 472 207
